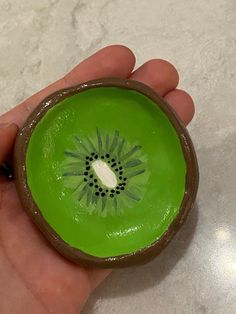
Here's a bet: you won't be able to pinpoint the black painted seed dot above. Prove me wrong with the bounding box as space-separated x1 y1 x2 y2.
89 157 93 161
86 166 90 171
110 194 114 198
101 192 105 197
119 176 122 180
95 185 98 188
106 154 110 158
115 168 119 172
116 186 120 190
90 174 93 178
122 183 126 186
111 163 117 167
94 179 98 182
95 155 98 159
85 161 89 165
116 191 120 195
89 183 93 187
108 161 110 163
99 188 103 192
111 158 115 162
119 166 123 170
106 189 108 192
119 171 123 175
121 187 124 190
95 192 99 196
84 171 88 176
86 156 90 160
91 153 95 156
119 183 123 186
101 156 104 159
84 178 87 182
124 177 127 181
118 161 121 164
111 189 115 193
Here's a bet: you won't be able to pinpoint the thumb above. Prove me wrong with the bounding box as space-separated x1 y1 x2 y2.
0 123 18 164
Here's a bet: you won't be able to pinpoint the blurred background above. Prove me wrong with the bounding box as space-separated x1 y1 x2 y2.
0 0 236 313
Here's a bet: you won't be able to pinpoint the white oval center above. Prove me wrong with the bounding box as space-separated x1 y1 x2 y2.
92 160 117 189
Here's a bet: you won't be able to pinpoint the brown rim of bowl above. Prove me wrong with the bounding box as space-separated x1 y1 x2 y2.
14 77 199 268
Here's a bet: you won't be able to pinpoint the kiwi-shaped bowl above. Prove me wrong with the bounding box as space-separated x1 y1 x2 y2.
14 78 199 268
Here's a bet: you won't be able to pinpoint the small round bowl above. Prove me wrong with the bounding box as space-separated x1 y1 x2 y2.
14 78 199 268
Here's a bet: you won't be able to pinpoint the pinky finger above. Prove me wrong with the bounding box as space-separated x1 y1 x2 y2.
164 89 195 126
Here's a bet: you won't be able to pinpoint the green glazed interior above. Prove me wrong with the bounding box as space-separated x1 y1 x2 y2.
26 87 186 258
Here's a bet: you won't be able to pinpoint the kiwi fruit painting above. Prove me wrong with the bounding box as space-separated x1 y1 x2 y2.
14 78 199 267
62 128 148 217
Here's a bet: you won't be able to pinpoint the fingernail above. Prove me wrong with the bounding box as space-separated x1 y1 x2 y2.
0 123 12 129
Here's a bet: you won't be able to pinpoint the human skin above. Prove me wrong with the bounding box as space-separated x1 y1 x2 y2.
0 45 194 314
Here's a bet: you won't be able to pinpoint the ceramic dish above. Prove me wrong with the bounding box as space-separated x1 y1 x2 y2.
14 78 199 267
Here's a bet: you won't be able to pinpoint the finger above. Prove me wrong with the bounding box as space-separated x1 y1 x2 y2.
164 89 195 126
0 123 18 164
130 59 179 96
0 45 135 127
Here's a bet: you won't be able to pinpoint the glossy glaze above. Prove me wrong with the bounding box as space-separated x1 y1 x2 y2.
26 87 186 257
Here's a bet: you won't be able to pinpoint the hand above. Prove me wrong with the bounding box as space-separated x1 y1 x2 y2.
0 45 194 314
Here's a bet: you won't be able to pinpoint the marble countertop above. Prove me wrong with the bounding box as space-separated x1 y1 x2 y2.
0 0 235 313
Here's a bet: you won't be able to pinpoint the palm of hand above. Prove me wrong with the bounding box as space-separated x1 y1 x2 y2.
0 179 96 313
0 45 194 314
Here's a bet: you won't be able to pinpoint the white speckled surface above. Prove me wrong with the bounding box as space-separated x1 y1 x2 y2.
1 1 236 313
